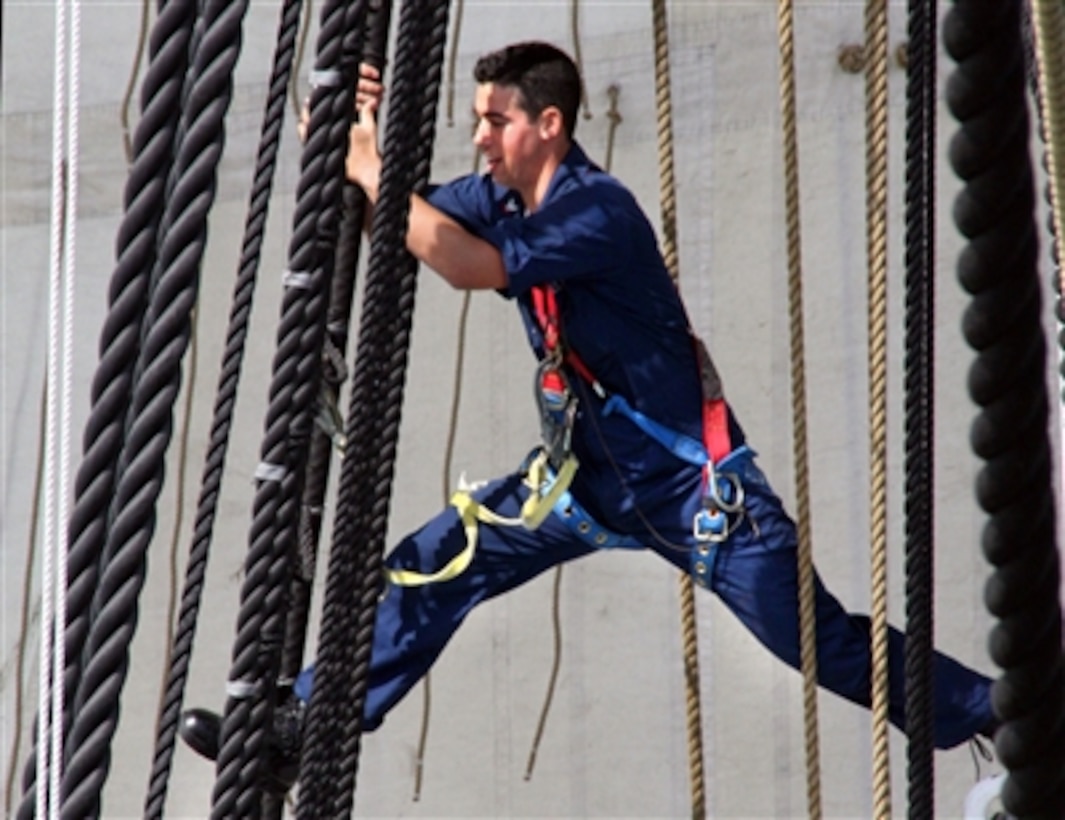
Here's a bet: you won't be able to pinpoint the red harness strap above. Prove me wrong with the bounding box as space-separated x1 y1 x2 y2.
531 283 733 464
531 284 599 388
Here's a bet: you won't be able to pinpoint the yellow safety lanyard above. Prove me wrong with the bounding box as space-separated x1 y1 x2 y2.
386 449 578 587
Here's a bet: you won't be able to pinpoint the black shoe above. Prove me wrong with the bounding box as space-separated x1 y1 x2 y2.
179 695 304 795
180 708 221 760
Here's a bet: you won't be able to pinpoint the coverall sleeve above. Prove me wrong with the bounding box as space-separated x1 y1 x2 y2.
423 175 494 233
480 190 630 297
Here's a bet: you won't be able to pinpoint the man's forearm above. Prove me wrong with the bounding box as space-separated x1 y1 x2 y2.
404 194 507 290
359 179 505 291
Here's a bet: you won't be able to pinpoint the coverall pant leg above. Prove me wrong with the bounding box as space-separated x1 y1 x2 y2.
677 454 994 749
295 470 596 729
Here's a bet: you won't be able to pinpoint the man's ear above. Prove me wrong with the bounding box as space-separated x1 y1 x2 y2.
539 106 564 140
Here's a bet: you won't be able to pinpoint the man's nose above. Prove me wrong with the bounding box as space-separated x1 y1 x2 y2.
472 119 489 146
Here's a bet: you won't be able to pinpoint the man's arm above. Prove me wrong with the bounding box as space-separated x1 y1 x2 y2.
346 95 506 291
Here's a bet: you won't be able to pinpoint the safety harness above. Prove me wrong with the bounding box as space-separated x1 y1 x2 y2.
386 282 747 588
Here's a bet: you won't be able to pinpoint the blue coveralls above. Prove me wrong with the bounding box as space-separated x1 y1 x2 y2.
297 143 993 748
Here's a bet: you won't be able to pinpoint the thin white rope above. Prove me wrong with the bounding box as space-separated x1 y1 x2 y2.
39 2 79 817
56 0 80 809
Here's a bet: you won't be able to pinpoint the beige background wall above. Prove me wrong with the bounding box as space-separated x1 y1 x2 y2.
3 2 1056 817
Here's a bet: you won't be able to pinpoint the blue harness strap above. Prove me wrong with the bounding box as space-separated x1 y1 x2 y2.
552 485 644 550
602 394 708 466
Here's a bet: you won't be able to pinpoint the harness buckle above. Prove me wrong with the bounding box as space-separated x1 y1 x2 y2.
693 461 745 543
693 508 729 543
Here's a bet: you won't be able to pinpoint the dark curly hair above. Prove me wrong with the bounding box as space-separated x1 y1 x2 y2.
473 41 582 139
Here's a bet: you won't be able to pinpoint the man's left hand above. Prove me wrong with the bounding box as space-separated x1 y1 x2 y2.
346 102 381 199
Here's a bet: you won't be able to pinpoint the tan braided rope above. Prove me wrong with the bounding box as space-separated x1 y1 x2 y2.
411 143 481 801
652 0 681 283
570 0 593 119
1031 0 1065 298
863 1 892 817
603 84 623 174
650 2 707 817
775 3 823 818
444 0 465 126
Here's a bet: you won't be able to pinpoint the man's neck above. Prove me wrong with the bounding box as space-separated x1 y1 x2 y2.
521 141 570 213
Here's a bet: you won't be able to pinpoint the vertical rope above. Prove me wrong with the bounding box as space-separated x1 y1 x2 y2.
1030 0 1065 302
862 1 892 818
570 0 592 120
1029 0 1065 493
140 3 308 815
4 389 48 819
275 0 390 734
55 3 79 812
40 1 74 813
651 0 679 282
902 0 936 817
294 2 449 815
774 3 822 818
209 2 367 816
444 0 463 126
119 0 152 165
650 3 706 817
944 3 1065 814
57 1 252 815
415 146 481 802
16 4 198 817
603 84 622 175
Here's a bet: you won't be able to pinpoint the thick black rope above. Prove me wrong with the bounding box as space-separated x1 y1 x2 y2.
295 2 449 816
267 12 391 820
293 0 426 809
902 1 936 817
337 3 450 811
277 0 394 696
141 2 307 817
14 5 197 817
51 2 253 817
208 2 367 817
944 2 1065 817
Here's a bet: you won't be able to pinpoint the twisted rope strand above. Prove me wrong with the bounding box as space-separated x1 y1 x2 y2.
295 2 448 815
775 2 822 817
862 1 892 817
209 3 366 816
58 3 252 817
901 0 936 816
15 7 198 814
141 3 307 815
650 2 706 816
944 3 1065 815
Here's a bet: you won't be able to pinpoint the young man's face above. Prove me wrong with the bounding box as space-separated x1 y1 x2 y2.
472 82 545 196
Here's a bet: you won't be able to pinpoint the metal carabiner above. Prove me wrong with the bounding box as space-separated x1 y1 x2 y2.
534 356 577 469
703 459 745 514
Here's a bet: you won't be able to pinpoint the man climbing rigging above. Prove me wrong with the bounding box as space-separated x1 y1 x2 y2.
183 40 997 793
